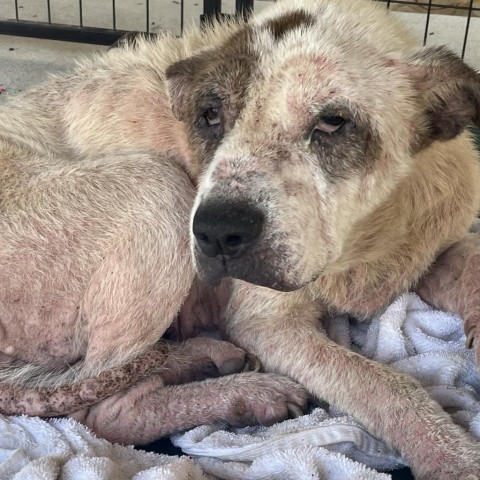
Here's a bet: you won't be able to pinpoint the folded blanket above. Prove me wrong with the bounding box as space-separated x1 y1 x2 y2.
1 293 479 479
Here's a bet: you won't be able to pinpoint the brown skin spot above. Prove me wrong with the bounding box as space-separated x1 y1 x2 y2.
263 10 316 42
234 399 247 416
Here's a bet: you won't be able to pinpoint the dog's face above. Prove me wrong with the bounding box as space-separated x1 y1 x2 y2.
167 0 480 291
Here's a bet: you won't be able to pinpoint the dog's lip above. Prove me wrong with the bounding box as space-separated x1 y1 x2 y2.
194 238 325 290
197 261 303 292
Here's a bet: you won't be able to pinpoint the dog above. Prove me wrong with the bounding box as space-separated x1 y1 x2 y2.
168 0 480 477
1 0 480 477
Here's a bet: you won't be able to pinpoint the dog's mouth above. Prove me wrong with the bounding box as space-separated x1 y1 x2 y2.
194 246 301 292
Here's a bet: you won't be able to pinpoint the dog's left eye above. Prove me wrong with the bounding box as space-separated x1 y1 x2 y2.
203 107 221 127
314 115 346 134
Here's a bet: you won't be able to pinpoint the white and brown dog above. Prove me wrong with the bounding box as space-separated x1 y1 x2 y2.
1 0 480 477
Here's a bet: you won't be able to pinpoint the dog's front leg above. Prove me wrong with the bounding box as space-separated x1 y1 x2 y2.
225 281 480 479
416 233 480 368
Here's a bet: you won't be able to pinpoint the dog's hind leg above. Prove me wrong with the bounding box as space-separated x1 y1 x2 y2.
0 153 196 416
0 348 168 416
416 232 480 369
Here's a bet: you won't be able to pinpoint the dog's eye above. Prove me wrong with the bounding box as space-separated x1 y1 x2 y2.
314 115 346 134
203 107 221 127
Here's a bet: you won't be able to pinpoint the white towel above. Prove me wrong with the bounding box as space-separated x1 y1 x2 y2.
0 415 210 480
0 293 479 479
172 293 480 479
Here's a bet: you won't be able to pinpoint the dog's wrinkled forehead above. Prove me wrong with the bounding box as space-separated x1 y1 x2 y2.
167 0 415 142
249 5 412 122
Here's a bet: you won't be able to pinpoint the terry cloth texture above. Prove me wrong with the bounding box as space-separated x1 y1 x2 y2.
0 293 479 479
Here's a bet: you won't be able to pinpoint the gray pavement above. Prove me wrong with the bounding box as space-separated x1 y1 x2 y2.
0 35 105 100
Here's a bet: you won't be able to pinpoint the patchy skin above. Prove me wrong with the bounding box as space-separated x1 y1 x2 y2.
167 0 480 477
0 16 308 441
71 369 308 445
416 233 480 363
0 348 167 416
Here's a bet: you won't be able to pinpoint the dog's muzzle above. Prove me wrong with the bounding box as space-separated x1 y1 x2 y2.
192 200 301 291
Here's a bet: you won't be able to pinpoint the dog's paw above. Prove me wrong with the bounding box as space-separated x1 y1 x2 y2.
160 337 254 384
217 372 308 427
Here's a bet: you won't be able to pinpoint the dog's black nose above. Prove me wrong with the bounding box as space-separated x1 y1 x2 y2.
193 201 264 258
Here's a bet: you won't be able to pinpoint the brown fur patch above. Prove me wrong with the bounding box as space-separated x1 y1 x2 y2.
166 27 257 166
264 10 316 41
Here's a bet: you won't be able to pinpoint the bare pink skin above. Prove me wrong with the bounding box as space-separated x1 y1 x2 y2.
70 338 308 445
166 279 232 341
416 232 480 366
0 349 167 416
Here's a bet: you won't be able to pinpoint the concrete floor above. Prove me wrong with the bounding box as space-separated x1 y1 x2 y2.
0 36 105 99
0 3 479 104
0 1 273 35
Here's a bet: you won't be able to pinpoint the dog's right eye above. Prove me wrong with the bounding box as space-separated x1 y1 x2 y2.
315 115 346 134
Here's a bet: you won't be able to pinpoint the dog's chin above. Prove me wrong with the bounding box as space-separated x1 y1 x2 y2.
195 253 304 292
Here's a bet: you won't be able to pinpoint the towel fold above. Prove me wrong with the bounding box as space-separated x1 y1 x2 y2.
0 293 479 479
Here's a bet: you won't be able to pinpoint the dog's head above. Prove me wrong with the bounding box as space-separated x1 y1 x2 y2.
166 0 480 291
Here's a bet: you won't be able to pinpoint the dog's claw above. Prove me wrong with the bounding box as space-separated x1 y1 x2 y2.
465 327 476 349
244 353 262 372
287 402 304 419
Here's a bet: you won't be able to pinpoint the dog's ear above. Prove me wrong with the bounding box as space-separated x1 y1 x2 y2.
407 46 480 148
165 57 197 122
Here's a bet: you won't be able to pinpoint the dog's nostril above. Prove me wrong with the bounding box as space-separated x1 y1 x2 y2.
224 234 243 248
195 231 221 257
197 233 210 244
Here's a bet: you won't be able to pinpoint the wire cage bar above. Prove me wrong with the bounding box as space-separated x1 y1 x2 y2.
0 0 195 44
378 0 479 58
0 0 478 58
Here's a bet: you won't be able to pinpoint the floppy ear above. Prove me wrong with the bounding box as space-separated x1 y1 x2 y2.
407 46 480 147
165 57 197 122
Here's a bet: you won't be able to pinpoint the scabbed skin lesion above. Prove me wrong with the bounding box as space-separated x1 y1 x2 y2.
0 348 168 416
